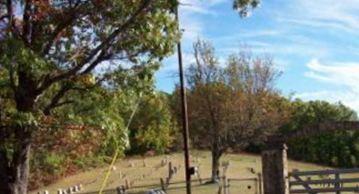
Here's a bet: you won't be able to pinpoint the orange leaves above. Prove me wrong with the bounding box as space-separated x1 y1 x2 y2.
30 123 105 189
32 0 53 21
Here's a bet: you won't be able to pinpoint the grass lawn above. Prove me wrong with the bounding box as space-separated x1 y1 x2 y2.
30 150 332 194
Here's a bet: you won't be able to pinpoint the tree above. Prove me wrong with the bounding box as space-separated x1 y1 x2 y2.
26 64 158 189
281 100 359 167
0 1 180 193
180 39 290 181
127 92 177 155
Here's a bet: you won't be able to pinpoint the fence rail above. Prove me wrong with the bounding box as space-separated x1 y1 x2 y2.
77 176 262 194
289 168 359 194
289 168 359 176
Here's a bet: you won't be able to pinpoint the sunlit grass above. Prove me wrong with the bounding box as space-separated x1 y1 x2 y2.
30 150 330 194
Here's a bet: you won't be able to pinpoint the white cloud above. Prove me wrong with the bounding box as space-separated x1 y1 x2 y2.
158 0 228 77
298 59 359 112
214 29 283 41
179 15 203 42
282 0 359 33
178 0 227 42
305 59 359 90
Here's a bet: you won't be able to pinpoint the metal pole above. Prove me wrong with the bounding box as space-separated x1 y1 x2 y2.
175 5 192 194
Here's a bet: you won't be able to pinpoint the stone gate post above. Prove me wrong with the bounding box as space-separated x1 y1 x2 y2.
261 141 289 194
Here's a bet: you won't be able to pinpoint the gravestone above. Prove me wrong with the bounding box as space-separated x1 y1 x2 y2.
116 186 126 194
125 179 130 189
129 161 135 167
78 184 83 191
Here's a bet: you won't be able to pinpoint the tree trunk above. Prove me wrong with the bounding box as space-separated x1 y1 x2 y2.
211 148 222 182
0 138 32 194
0 79 36 194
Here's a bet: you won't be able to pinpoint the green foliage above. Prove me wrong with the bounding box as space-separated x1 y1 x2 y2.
127 92 176 154
41 153 66 174
282 100 359 167
281 100 357 132
233 0 261 17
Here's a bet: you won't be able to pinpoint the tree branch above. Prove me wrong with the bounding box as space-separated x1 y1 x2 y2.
80 50 112 75
22 0 32 44
42 79 99 115
36 0 152 94
41 4 86 56
47 100 75 113
0 14 9 21
43 84 71 115
81 0 152 68
6 0 12 19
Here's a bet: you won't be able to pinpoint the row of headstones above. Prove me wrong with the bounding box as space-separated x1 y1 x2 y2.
38 184 83 194
127 158 148 168
127 155 172 168
113 157 164 189
109 156 175 193
122 159 174 190
38 156 171 194
114 186 166 194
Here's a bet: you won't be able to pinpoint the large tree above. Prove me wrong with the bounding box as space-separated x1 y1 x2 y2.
0 1 180 193
183 40 290 181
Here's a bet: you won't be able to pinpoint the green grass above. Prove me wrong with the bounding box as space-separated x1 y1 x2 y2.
30 151 331 194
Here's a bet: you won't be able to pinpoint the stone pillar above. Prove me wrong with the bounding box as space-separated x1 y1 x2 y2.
261 142 289 194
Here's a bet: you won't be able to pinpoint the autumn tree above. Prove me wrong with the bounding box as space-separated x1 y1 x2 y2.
184 40 290 181
0 1 181 193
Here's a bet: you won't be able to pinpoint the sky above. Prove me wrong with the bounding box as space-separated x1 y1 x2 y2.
155 0 359 113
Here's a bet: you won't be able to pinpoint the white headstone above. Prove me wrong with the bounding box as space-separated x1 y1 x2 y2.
73 185 79 192
129 162 135 167
143 159 147 167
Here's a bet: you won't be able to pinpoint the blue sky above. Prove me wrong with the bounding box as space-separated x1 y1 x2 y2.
155 0 359 112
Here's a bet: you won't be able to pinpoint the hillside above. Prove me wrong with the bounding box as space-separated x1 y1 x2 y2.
31 151 329 194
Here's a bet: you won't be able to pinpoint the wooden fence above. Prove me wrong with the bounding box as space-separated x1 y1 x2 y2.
289 168 359 193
